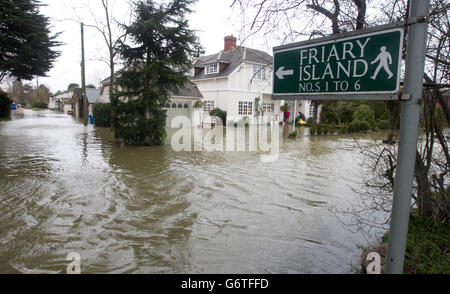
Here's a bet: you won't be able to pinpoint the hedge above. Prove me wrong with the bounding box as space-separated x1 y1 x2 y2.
353 105 376 128
377 120 391 130
0 91 11 118
93 103 111 127
348 120 371 133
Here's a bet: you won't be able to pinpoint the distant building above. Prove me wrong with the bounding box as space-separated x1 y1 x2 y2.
72 88 101 119
48 92 73 114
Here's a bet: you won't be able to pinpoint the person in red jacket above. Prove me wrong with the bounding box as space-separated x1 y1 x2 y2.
284 110 290 125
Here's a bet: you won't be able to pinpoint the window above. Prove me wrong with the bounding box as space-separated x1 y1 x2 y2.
178 104 183 108
184 104 189 108
164 103 170 108
205 63 218 75
262 103 274 113
309 103 315 117
238 101 253 115
172 103 177 108
253 65 267 80
203 100 215 112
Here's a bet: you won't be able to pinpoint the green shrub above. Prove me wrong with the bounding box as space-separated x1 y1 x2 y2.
113 99 166 146
93 103 111 127
335 124 348 134
0 91 12 118
280 103 290 113
349 120 371 133
288 131 297 138
210 107 227 126
310 125 317 135
31 100 47 109
321 100 355 125
324 124 335 135
404 214 450 274
193 100 203 109
306 117 314 126
353 104 375 127
316 123 323 135
379 111 391 121
377 120 391 130
341 125 349 133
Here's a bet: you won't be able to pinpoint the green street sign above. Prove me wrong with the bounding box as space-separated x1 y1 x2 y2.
273 27 404 99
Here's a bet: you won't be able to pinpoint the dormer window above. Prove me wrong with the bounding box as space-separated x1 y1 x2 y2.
253 65 267 80
205 63 218 75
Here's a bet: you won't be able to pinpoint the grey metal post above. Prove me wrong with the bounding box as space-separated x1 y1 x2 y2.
385 0 430 274
293 100 297 132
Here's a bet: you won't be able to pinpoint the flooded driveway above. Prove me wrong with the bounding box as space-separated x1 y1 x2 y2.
0 110 384 273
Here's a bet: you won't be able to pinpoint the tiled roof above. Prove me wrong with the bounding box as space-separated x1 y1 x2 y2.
169 81 203 98
85 88 101 104
52 92 73 100
191 46 273 80
73 88 101 104
100 71 202 99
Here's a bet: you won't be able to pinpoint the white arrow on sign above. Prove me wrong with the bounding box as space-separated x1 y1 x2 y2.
276 67 294 79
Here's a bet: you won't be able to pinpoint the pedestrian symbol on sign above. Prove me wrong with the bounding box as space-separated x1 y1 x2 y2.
370 46 394 80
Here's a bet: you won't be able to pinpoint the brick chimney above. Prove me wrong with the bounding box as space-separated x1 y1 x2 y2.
224 35 237 51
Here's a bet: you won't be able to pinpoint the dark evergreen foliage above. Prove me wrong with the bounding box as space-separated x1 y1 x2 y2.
0 0 61 81
111 0 198 146
67 83 80 91
93 103 112 127
0 90 12 118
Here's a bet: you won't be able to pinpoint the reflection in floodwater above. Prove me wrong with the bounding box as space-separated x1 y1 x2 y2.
0 110 386 273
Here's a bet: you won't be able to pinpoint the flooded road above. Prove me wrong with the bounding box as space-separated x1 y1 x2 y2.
0 110 385 273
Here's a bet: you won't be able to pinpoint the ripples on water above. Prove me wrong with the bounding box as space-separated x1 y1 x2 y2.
0 110 386 273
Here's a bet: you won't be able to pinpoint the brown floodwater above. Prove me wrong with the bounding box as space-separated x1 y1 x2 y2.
0 109 386 273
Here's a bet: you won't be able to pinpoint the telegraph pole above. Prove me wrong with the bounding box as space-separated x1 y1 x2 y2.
36 76 39 103
385 0 430 274
81 22 88 126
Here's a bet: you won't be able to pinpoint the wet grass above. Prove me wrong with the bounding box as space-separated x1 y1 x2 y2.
383 213 450 274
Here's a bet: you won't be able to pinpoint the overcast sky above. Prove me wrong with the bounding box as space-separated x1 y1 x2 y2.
35 0 246 93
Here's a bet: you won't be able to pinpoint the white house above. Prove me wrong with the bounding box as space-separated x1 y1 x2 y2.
190 35 282 125
191 35 321 125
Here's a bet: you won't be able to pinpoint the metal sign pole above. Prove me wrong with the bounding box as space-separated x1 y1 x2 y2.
293 100 297 132
385 0 430 274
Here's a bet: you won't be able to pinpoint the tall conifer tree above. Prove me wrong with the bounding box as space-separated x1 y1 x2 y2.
112 0 198 146
0 0 60 82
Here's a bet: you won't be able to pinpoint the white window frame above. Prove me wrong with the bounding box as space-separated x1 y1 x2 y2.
203 100 215 112
238 101 253 116
309 103 315 118
262 103 274 113
205 63 218 75
252 65 267 80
